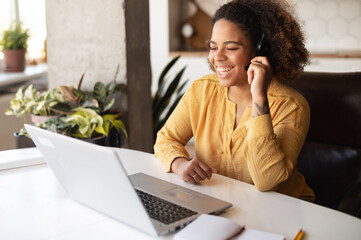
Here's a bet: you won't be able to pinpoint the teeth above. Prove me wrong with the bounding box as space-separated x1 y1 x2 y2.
218 67 233 72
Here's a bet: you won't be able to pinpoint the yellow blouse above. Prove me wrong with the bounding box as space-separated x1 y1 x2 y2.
154 73 315 201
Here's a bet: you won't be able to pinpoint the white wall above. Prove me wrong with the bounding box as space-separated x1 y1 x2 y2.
46 0 127 90
292 0 361 53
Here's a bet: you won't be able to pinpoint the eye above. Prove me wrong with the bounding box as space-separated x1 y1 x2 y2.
206 41 217 51
226 46 239 51
208 45 217 51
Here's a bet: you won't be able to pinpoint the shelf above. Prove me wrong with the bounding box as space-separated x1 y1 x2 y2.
169 51 361 58
169 51 208 57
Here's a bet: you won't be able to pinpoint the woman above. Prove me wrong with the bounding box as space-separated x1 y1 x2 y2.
154 0 315 201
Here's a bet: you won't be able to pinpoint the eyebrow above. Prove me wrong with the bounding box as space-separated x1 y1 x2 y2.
209 40 242 46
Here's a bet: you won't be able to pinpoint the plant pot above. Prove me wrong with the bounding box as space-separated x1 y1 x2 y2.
14 127 124 149
3 49 26 72
80 130 125 147
14 131 35 149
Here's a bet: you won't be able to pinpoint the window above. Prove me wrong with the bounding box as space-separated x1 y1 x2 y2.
0 0 46 62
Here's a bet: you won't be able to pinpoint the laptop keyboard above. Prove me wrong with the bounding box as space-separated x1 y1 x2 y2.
136 189 198 225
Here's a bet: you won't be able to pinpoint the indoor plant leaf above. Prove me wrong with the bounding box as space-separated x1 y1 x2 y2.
157 55 180 88
102 114 128 138
94 82 106 102
103 98 115 112
153 66 186 121
152 56 188 143
152 55 181 106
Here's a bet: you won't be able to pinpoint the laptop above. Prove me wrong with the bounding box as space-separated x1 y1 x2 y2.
25 124 232 236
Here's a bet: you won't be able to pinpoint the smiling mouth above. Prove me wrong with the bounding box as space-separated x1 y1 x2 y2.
217 66 234 78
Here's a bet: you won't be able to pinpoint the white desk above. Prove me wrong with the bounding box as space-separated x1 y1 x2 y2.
0 148 360 240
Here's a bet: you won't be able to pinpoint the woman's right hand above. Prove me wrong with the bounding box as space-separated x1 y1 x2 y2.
170 157 217 184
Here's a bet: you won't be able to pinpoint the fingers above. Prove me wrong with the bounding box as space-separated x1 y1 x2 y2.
247 68 254 85
198 160 213 179
183 157 216 184
247 56 271 75
246 56 272 97
186 173 197 184
250 56 271 67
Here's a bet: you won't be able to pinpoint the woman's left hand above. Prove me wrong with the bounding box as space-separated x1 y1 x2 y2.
247 56 272 98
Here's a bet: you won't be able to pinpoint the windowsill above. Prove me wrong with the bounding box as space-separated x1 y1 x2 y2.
0 147 45 170
0 63 48 91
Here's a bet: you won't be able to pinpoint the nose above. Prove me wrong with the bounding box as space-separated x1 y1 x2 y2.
213 48 226 61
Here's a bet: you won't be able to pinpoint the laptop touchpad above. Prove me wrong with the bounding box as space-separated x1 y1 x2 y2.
161 188 201 202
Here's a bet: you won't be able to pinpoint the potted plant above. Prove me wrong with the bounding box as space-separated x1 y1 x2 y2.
39 107 127 147
0 23 30 72
4 84 65 148
4 66 128 147
5 84 65 121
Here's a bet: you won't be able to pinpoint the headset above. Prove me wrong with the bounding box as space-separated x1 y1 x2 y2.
241 3 267 56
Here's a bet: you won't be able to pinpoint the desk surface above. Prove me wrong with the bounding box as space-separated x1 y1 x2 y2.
0 148 360 240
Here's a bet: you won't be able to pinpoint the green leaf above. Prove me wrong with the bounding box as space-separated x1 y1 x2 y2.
117 120 128 138
51 102 73 114
24 84 34 100
112 64 120 83
153 66 186 120
9 99 21 112
106 81 116 96
107 65 124 97
72 88 85 99
152 56 181 105
103 98 115 112
77 73 85 90
94 115 106 135
102 114 127 138
14 86 24 101
73 107 98 117
151 56 189 143
81 99 99 108
157 55 180 88
152 79 167 110
161 66 186 102
0 23 29 50
94 82 106 102
177 80 188 95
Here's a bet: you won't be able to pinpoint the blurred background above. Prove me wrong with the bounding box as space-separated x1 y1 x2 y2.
0 0 360 150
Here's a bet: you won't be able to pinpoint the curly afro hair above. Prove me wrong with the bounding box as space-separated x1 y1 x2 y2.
211 0 309 82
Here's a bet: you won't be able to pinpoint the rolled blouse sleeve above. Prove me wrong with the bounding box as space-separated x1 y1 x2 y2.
154 86 194 171
244 93 310 192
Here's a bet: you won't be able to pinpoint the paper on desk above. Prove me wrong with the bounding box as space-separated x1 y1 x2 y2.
174 214 243 240
174 214 285 240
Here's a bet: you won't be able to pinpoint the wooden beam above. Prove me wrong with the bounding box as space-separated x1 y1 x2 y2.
124 0 153 153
